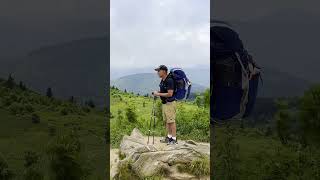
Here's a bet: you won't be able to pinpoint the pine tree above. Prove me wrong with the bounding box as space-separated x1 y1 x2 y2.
117 109 123 126
69 96 75 103
19 81 26 91
46 88 53 98
5 74 15 89
125 105 137 123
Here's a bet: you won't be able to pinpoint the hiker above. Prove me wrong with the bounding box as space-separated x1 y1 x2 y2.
152 65 177 145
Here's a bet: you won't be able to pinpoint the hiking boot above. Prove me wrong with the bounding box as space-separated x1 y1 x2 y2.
167 138 177 145
160 136 170 143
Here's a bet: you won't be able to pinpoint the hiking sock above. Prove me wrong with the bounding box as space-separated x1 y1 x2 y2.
167 134 172 138
172 137 176 141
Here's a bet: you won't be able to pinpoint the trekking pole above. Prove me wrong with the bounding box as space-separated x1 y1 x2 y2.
152 96 157 144
148 95 157 144
147 101 152 144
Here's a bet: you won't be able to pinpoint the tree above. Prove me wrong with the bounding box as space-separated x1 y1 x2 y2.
125 105 137 123
5 74 15 89
124 89 127 93
19 81 27 91
46 87 53 98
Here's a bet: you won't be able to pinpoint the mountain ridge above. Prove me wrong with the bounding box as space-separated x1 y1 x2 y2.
111 73 208 96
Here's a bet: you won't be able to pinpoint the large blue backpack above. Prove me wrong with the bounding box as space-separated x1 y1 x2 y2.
169 68 192 100
211 21 261 122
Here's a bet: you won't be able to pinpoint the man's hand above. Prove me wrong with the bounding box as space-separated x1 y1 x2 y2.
152 90 173 98
152 91 160 96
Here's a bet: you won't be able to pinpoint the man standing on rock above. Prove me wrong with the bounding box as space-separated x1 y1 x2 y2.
153 65 177 145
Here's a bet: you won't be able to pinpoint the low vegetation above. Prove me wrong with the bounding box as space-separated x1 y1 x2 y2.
0 75 106 179
177 155 210 177
110 86 210 148
212 84 320 180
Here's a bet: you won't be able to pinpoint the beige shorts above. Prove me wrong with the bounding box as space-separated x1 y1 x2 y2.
162 101 177 123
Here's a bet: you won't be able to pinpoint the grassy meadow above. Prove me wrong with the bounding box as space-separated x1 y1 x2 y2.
110 86 210 148
0 77 107 179
213 85 320 180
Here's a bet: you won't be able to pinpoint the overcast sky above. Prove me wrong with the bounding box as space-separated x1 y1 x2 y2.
212 0 320 22
110 0 209 74
0 0 107 58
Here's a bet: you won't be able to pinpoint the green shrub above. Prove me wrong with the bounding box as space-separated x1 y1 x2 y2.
213 126 240 180
0 154 14 180
155 100 163 121
60 108 68 116
125 104 137 123
31 113 40 124
23 151 43 180
46 133 91 180
8 102 35 115
1 97 12 106
24 151 39 168
178 156 210 177
23 167 43 180
24 103 34 113
48 125 56 137
82 106 91 113
115 160 139 180
8 102 24 115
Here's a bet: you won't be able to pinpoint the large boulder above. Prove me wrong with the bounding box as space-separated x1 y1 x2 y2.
112 128 210 180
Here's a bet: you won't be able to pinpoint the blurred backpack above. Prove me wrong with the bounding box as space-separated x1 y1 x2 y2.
211 21 261 122
169 68 192 100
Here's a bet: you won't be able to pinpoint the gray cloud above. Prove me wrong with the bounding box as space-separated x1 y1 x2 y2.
111 0 209 72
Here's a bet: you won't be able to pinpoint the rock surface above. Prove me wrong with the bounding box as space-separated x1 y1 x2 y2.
111 128 210 180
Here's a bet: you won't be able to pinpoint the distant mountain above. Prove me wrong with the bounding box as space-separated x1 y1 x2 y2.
0 33 311 108
111 73 207 96
111 66 210 87
5 37 109 107
258 67 310 97
111 67 310 98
